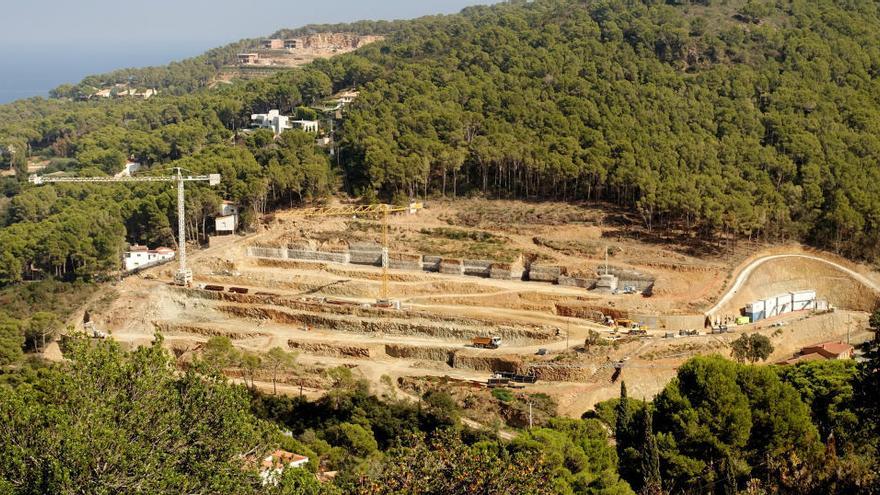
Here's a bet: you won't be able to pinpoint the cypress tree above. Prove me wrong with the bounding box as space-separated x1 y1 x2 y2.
640 405 662 495
616 381 632 455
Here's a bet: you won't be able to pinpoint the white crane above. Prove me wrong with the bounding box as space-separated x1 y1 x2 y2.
29 167 221 286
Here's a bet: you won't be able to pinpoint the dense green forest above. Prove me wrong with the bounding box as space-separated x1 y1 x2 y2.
1 311 878 493
0 0 879 287
3 0 880 285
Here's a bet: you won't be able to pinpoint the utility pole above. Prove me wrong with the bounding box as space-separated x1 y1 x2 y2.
605 245 609 275
30 168 221 286
528 400 533 429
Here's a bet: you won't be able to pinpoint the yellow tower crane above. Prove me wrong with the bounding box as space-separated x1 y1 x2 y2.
296 202 423 305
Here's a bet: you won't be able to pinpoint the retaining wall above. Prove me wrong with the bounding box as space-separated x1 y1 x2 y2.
439 258 464 275
558 276 595 289
248 246 286 258
384 344 454 365
422 256 442 272
388 253 422 271
528 265 567 283
287 249 350 264
287 340 372 358
462 259 493 277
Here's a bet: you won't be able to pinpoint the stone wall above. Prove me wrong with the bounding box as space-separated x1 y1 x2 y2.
288 340 372 358
558 276 595 289
384 344 454 365
422 255 442 272
439 258 464 275
489 263 513 280
348 242 383 266
462 259 493 277
248 246 286 258
287 249 350 264
528 264 567 283
388 252 422 271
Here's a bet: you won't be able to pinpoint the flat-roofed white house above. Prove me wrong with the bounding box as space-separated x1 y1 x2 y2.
123 245 175 271
290 119 319 133
250 110 292 135
215 201 239 235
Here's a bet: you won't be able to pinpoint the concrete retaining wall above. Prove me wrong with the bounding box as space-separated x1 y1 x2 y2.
247 240 634 293
248 246 287 259
422 256 442 272
558 276 595 289
528 265 567 283
489 263 512 280
605 266 655 294
463 259 492 277
388 253 422 271
439 258 464 275
287 249 350 264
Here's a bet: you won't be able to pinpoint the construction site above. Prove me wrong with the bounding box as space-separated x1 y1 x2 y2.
67 199 880 420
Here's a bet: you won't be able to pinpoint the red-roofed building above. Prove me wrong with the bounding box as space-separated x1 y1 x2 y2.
777 341 855 365
801 342 854 360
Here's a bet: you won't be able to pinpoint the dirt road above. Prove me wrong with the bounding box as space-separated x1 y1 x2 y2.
707 254 880 316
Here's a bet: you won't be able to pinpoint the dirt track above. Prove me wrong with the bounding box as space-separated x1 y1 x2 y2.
708 254 880 316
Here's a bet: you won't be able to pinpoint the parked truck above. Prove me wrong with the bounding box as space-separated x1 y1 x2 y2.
472 336 502 349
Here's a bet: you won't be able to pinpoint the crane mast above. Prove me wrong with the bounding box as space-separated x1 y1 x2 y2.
29 168 221 286
298 202 422 304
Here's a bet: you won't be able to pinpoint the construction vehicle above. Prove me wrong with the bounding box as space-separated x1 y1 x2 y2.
616 319 635 329
30 168 221 286
295 202 424 305
496 371 538 383
472 336 502 349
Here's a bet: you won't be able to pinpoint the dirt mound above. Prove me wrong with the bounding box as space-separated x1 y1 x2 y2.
523 364 593 382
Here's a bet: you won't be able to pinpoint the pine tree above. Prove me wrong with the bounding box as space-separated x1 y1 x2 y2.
640 406 662 495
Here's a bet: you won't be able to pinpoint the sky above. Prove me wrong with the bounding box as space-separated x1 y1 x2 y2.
0 0 497 103
3 0 495 49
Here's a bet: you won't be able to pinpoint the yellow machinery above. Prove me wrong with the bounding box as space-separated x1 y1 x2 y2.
297 202 423 304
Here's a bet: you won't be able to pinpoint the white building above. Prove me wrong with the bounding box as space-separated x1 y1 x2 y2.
114 161 143 178
124 245 175 271
290 119 319 133
259 450 309 486
746 290 817 322
215 201 239 235
250 110 292 135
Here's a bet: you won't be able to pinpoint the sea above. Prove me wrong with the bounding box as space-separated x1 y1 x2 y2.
0 43 219 105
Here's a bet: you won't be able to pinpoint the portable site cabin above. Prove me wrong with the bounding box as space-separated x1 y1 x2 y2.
746 290 817 322
792 290 817 311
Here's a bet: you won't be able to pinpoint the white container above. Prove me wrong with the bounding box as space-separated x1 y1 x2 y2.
746 300 766 313
791 290 816 302
793 300 813 311
764 298 778 317
776 293 793 314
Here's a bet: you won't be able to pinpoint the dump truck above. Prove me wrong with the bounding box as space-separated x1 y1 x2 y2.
472 336 502 349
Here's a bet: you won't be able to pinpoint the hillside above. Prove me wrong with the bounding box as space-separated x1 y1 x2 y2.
1 0 880 281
